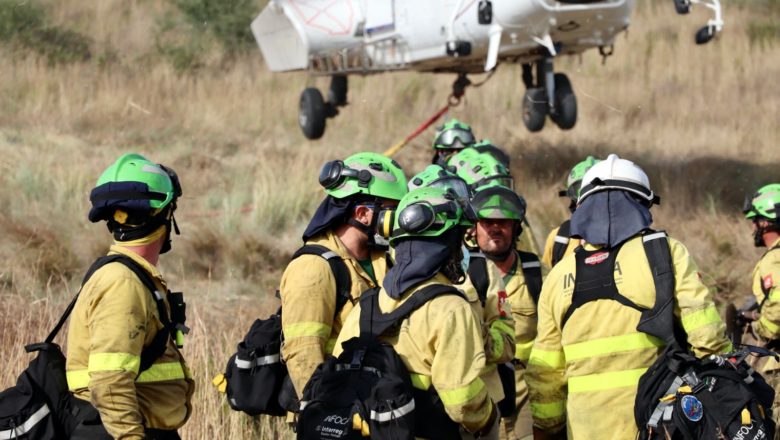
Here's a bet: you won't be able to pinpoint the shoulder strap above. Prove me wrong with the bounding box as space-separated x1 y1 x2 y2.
467 252 490 307
359 284 465 339
636 230 686 347
292 244 353 317
517 251 543 304
562 241 644 328
551 220 571 266
47 255 173 373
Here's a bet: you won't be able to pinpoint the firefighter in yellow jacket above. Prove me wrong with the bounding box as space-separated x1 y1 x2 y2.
66 154 194 440
541 157 599 269
408 164 515 407
741 183 780 433
334 186 500 439
526 154 731 440
279 152 408 398
469 184 542 440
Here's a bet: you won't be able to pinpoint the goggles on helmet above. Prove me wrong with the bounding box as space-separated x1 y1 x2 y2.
159 164 183 200
395 199 477 236
472 176 514 192
428 176 471 201
435 128 475 149
319 160 373 190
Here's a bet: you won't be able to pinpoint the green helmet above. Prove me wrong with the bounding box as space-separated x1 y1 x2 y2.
391 187 476 244
744 183 780 221
432 119 476 151
408 164 471 201
472 140 510 168
472 185 526 221
319 152 407 201
449 151 513 191
88 153 181 223
560 156 601 201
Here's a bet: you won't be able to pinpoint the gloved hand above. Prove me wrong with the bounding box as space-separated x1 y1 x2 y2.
461 404 499 440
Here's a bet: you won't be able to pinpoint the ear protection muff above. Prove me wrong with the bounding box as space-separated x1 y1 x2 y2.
319 160 374 190
398 204 436 234
376 208 395 239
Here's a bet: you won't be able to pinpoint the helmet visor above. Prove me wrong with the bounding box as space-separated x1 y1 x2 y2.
429 176 471 201
436 128 475 149
472 176 514 192
743 193 757 218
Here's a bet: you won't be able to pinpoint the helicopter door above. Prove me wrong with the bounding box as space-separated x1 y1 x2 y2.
365 1 395 36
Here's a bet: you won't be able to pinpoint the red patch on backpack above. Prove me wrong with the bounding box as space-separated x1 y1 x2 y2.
764 275 774 291
497 290 508 318
585 252 609 265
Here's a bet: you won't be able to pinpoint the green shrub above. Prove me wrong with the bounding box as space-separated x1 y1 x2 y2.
172 0 261 54
0 0 44 42
747 20 780 47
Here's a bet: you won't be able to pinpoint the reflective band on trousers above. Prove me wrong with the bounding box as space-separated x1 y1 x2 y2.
567 368 648 393
490 329 505 360
515 340 534 362
283 322 331 339
760 316 780 334
530 400 565 420
528 348 565 369
410 374 431 390
235 354 279 369
67 361 188 390
563 333 663 361
680 306 723 333
0 404 49 439
370 399 415 422
438 379 485 406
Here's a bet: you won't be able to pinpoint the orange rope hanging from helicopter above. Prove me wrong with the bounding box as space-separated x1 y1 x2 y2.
382 71 494 157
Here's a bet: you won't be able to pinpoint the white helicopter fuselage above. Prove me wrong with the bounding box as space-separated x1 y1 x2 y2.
252 0 635 75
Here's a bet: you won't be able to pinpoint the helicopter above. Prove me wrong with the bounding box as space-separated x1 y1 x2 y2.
251 0 723 140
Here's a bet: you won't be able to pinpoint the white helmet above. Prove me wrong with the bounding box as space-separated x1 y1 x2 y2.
577 154 659 205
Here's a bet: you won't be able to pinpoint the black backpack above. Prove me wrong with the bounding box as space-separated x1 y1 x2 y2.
296 284 465 440
222 244 352 416
629 234 776 440
0 255 176 439
550 219 572 267
467 250 542 417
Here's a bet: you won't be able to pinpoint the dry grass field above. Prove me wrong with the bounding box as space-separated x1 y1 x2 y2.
1 1 779 438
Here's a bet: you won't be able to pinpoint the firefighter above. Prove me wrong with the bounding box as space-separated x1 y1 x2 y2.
526 154 731 440
541 156 600 268
279 152 408 398
334 186 500 439
432 118 477 166
741 183 780 434
67 153 194 440
469 184 542 440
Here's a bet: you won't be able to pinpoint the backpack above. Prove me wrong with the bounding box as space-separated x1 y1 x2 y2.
0 254 176 440
550 220 571 267
296 284 465 440
220 244 352 416
467 250 542 417
632 233 776 440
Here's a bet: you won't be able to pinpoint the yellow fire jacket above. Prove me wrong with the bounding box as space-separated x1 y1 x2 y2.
279 230 388 396
461 260 515 403
541 225 580 269
526 234 731 439
334 274 494 433
751 238 780 368
503 251 542 417
66 246 194 440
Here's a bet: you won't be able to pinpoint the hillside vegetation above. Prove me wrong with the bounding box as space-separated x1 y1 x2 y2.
1 1 778 438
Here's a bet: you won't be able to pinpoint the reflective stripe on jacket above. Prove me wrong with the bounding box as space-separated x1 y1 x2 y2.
752 238 780 372
66 246 194 440
333 274 493 433
279 230 387 396
526 235 731 439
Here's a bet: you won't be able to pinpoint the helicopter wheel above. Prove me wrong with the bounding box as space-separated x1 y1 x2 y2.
551 73 577 130
299 88 327 140
522 87 547 132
